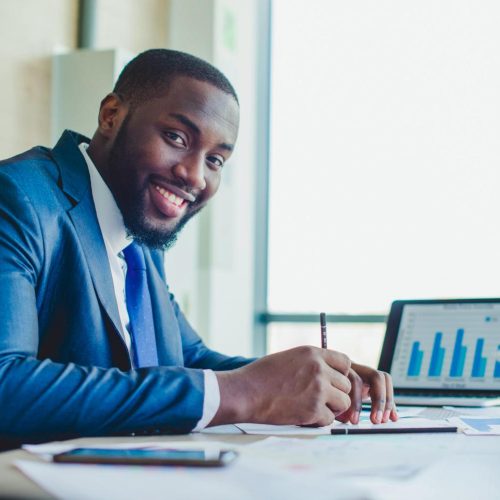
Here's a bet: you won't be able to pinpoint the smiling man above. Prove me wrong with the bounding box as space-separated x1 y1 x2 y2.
0 49 396 446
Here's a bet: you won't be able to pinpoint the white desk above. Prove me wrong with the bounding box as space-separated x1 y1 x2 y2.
1 430 499 499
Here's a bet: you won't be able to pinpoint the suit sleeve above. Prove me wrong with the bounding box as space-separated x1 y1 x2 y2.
0 172 205 444
149 249 258 372
170 294 258 371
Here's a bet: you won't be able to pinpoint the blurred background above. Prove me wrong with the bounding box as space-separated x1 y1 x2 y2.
1 0 500 366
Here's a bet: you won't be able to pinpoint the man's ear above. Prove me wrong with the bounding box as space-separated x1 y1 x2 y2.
97 93 128 138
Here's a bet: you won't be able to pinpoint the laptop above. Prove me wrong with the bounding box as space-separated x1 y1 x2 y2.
378 298 500 407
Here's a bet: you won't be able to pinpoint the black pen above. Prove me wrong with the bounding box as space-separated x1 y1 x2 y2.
320 312 327 349
330 426 457 435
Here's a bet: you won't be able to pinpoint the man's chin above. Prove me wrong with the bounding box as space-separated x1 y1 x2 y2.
124 211 196 250
121 202 203 250
125 224 180 250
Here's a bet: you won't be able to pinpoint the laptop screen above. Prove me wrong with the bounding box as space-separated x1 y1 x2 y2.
381 300 500 391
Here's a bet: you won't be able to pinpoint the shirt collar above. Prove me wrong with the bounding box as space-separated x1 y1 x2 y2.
79 143 131 256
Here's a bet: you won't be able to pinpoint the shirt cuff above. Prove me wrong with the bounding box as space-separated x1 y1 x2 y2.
192 369 221 431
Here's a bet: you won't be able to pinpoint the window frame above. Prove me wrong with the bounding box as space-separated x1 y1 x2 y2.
253 0 385 356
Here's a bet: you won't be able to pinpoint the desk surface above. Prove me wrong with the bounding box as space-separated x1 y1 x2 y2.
0 433 264 499
2 431 500 500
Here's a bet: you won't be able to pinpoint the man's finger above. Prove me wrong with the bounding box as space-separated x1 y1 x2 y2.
344 368 363 424
368 371 386 424
333 368 360 424
348 362 398 424
390 405 399 421
326 367 352 394
322 350 351 376
382 372 395 423
325 385 351 418
315 404 336 427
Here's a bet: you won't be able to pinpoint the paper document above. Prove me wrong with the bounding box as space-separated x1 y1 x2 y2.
235 417 455 435
235 423 334 435
201 424 244 434
18 433 477 500
17 437 374 500
243 436 428 479
449 416 500 435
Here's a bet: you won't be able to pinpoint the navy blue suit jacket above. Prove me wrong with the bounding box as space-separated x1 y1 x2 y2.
0 130 251 444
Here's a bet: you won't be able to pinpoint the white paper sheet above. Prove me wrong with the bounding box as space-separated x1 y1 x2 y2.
201 424 244 434
235 422 334 435
19 433 499 500
16 439 370 500
242 436 428 479
15 459 258 500
236 417 455 435
360 453 500 500
449 416 500 435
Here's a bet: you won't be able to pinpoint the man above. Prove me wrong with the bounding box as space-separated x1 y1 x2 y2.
0 49 396 445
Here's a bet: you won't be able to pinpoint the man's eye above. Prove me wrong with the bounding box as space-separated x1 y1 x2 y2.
165 131 185 146
207 156 224 169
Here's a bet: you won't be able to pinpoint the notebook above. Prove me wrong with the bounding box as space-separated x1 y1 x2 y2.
378 299 500 407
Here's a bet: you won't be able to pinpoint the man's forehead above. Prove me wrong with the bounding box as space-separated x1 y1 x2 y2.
155 76 239 124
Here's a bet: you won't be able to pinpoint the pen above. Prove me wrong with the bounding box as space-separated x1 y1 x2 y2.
330 426 458 435
320 312 327 349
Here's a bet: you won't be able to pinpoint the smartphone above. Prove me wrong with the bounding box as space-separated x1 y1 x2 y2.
53 448 238 467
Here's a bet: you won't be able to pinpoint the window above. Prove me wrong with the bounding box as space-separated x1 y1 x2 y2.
265 0 500 362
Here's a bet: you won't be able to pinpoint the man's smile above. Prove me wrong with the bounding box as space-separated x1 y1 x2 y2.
155 184 185 206
149 181 192 218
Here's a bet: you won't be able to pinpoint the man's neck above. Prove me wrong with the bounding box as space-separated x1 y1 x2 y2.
86 137 110 185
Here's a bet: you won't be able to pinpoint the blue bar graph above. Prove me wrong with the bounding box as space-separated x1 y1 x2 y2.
471 338 487 377
449 328 467 377
495 345 500 378
407 341 424 376
428 332 445 377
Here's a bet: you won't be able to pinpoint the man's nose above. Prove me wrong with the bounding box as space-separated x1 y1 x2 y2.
172 155 207 191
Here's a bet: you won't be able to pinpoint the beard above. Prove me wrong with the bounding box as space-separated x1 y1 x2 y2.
105 115 202 250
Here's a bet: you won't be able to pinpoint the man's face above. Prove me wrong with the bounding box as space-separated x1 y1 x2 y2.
104 77 240 249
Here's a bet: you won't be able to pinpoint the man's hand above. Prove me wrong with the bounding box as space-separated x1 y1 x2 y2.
336 362 398 424
211 346 352 427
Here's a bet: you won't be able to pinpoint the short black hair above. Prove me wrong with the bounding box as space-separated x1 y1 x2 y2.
113 49 238 107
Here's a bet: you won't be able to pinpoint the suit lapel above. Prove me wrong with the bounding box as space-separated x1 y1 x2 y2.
67 192 124 339
52 131 125 347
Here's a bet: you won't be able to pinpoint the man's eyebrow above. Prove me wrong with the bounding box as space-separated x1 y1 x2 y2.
169 113 234 152
170 113 200 134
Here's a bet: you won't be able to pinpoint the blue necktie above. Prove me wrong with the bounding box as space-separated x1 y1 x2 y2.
123 242 159 368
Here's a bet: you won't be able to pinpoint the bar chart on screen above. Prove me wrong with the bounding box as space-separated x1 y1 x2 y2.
392 303 500 389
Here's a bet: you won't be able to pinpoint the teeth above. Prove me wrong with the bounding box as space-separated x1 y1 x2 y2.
155 185 183 206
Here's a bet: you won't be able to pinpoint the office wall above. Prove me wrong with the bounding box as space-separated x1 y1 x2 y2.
92 0 170 52
0 0 78 157
0 0 170 157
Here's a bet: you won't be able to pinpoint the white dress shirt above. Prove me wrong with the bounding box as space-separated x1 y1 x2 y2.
79 143 219 431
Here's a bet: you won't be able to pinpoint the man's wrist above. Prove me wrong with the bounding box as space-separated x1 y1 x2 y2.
209 369 252 426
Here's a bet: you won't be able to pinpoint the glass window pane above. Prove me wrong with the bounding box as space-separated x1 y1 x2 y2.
269 0 500 314
268 322 386 368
